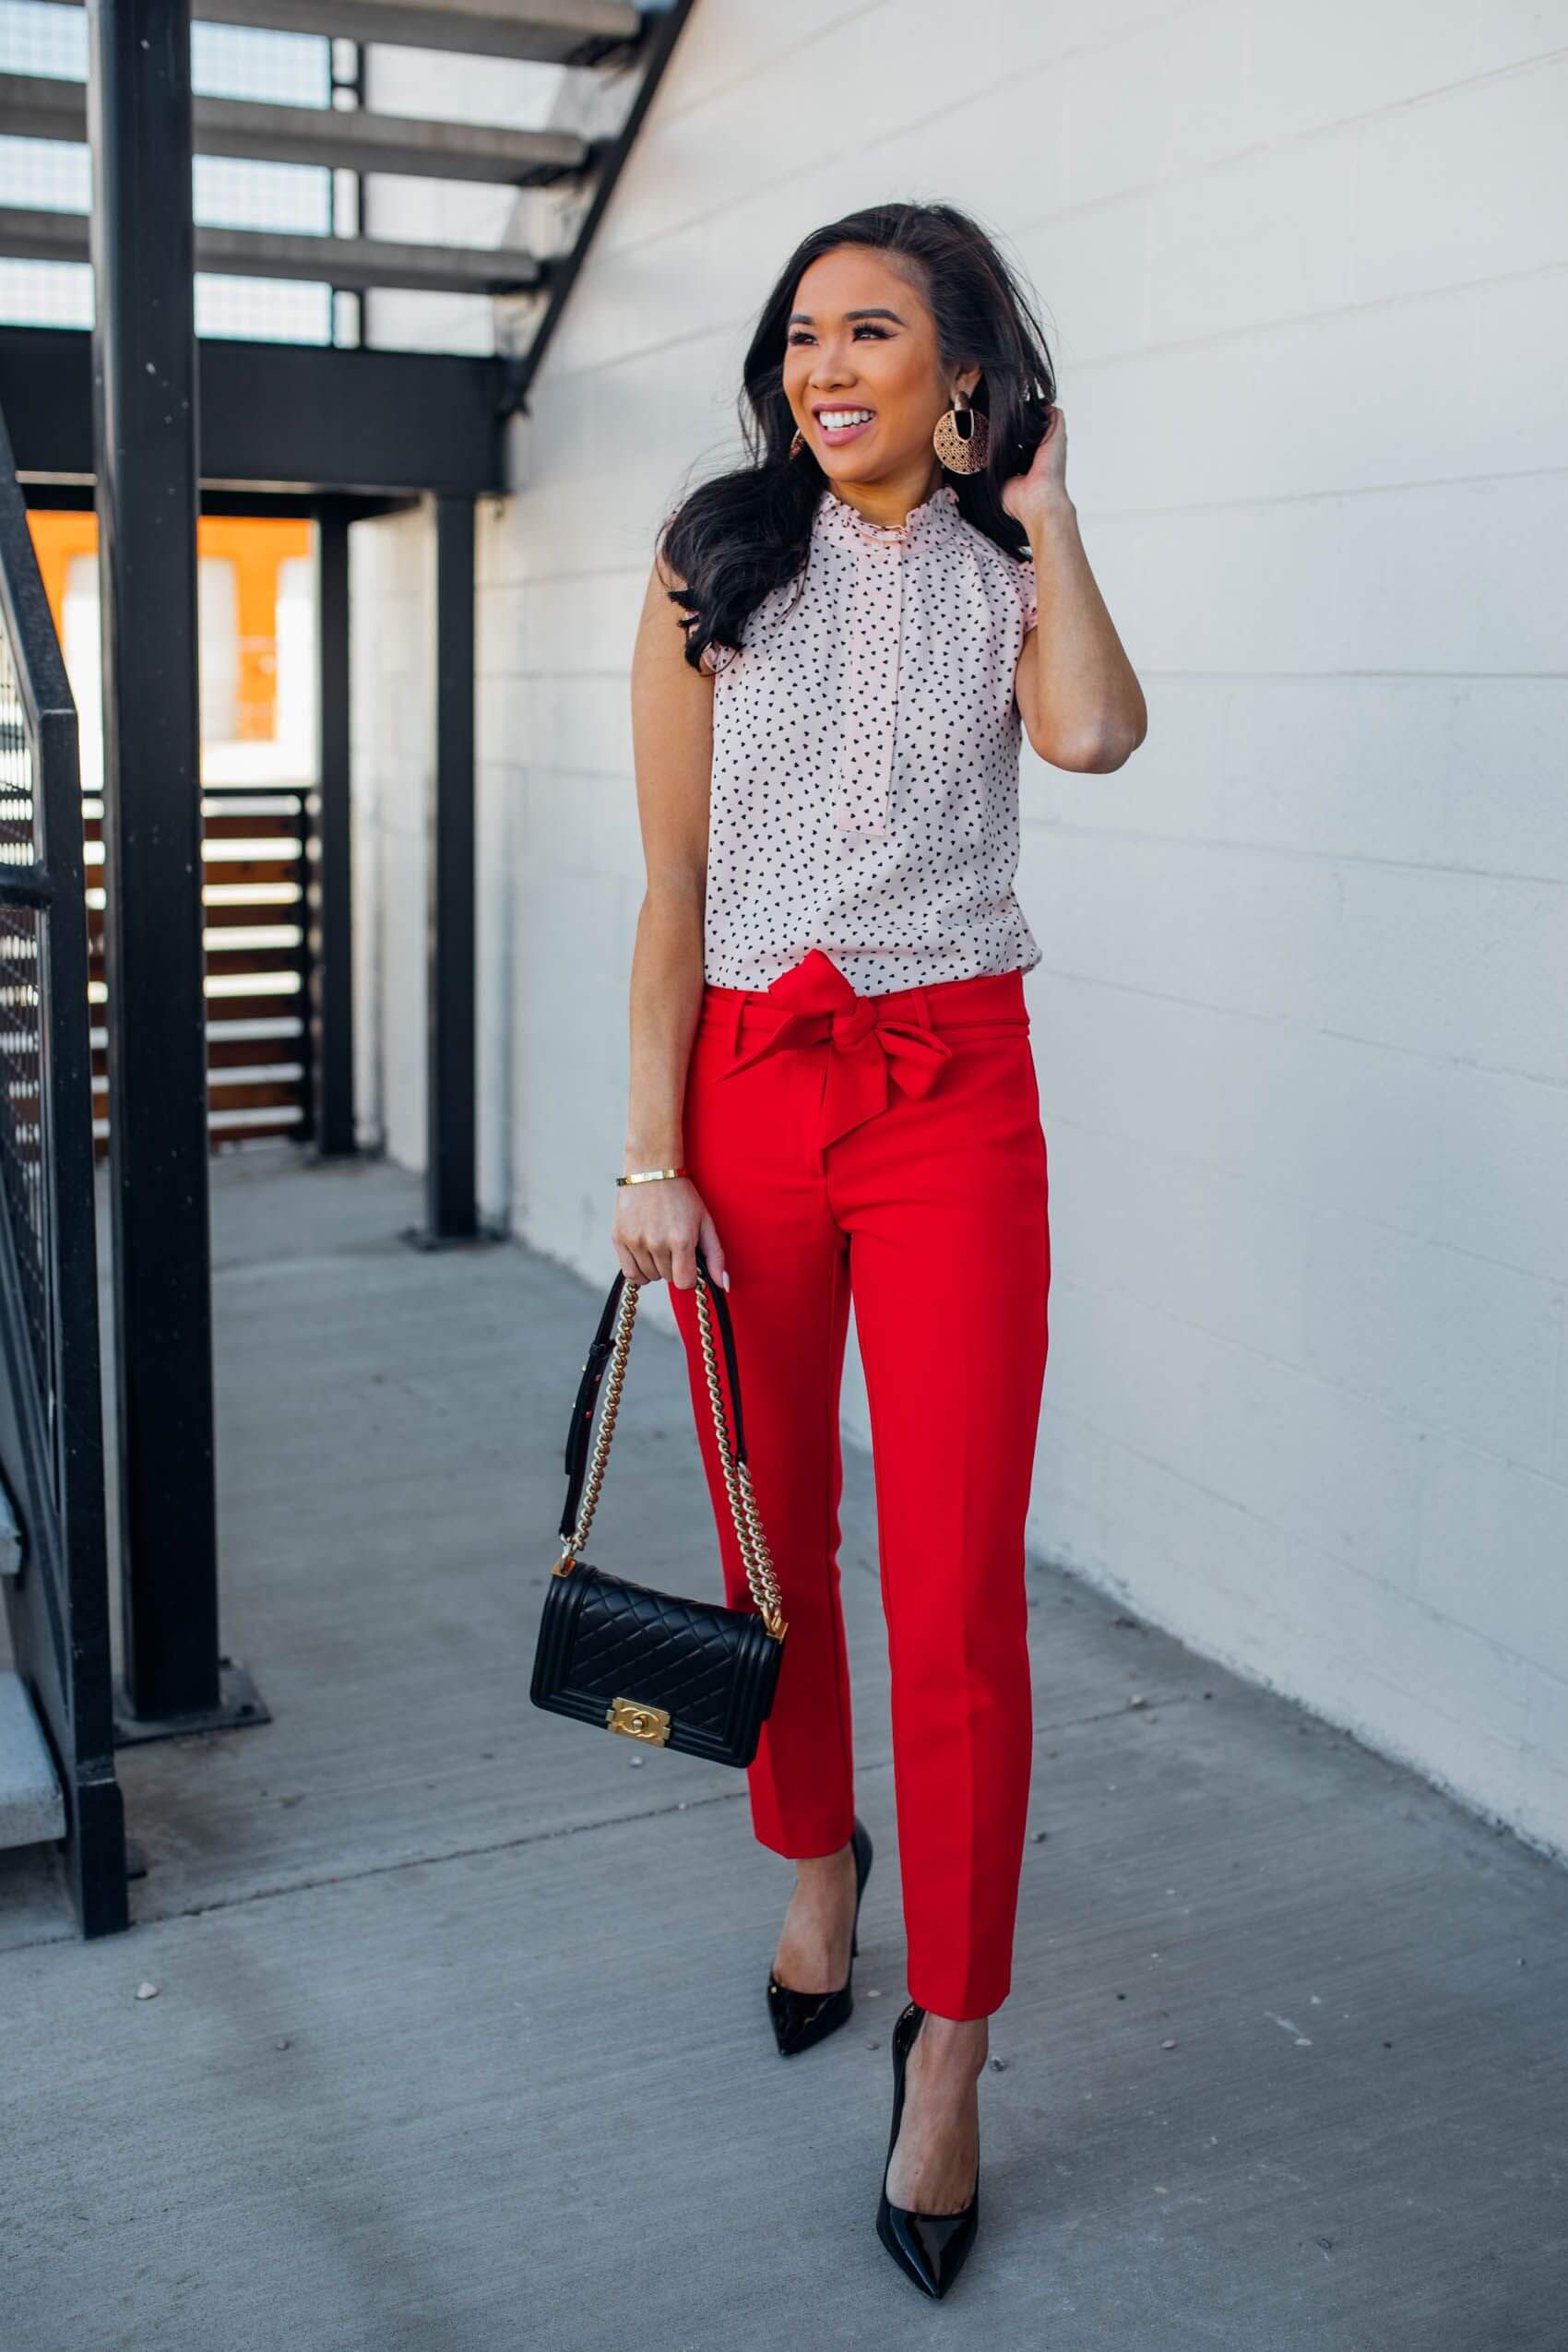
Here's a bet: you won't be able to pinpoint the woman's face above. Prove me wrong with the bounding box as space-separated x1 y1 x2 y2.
782 245 977 489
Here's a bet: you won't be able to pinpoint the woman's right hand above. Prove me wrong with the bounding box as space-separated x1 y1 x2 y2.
612 1174 730 1293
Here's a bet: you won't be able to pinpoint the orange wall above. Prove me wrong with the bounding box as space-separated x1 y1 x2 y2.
27 511 312 742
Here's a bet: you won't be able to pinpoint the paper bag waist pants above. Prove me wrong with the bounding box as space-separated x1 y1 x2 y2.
666 947 1051 2019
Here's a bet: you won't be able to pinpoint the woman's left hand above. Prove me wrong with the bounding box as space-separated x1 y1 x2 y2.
1000 404 1070 534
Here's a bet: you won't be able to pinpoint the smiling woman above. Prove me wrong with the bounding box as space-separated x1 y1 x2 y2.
615 198 1146 2306
658 205 1057 664
658 208 1145 772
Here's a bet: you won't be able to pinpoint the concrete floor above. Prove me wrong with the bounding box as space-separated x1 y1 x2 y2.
2 1150 1565 2351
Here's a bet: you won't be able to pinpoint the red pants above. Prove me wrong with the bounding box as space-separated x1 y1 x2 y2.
667 948 1051 2018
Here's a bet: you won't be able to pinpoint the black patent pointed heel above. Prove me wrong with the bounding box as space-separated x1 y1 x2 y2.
874 2000 980 2300
766 1815 873 2058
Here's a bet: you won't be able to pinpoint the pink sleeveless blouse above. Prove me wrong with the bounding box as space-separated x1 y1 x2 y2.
682 478 1042 998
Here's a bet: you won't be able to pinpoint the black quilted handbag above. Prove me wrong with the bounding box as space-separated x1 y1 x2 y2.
529 1246 787 1766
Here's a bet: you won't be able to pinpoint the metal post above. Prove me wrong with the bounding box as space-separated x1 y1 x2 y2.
88 0 264 1740
309 498 355 1158
422 493 478 1241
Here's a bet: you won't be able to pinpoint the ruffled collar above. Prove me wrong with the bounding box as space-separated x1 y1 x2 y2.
814 479 963 550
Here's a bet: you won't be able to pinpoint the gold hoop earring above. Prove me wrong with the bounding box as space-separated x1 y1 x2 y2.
932 393 989 475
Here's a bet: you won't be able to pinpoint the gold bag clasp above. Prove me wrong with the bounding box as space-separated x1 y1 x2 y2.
607 1696 671 1745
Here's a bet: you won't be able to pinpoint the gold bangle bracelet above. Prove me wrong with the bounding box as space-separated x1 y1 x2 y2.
616 1166 689 1186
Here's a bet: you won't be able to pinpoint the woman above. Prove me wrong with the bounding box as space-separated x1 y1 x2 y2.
615 200 1145 2298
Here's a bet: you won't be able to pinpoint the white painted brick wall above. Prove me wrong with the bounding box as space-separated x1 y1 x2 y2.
352 1 1568 1857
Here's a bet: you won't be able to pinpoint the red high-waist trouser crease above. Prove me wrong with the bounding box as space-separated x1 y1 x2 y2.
665 947 1051 2020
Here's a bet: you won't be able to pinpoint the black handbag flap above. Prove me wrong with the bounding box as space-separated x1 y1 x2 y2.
530 1559 783 1768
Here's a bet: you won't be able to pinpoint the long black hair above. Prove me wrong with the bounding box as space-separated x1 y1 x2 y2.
659 200 1056 675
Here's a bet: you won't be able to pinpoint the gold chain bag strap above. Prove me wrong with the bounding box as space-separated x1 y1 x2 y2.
529 1244 788 1765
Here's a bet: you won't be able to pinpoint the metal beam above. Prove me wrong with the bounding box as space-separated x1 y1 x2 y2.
55 0 643 65
0 327 505 496
0 204 541 296
310 502 356 1159
423 495 478 1241
23 481 419 522
88 0 226 1729
0 70 591 184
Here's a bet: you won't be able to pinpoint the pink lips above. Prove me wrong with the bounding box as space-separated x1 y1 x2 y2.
814 410 875 447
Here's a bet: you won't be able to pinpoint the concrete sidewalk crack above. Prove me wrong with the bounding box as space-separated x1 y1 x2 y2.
1 1693 1200 1953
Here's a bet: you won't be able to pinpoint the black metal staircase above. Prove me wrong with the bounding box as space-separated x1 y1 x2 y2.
0 0 694 1924
0 394 125 1938
0 0 687 370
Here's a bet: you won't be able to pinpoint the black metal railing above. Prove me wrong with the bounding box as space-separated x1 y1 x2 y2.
0 398 126 1936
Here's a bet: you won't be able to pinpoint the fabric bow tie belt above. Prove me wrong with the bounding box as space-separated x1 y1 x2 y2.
719 948 953 1149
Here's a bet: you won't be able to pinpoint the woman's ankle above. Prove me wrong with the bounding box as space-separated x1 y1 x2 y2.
791 1838 855 1889
910 2010 990 2076
772 1841 858 1991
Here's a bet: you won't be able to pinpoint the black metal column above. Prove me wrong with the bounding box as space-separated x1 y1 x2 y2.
88 0 262 1740
422 494 478 1241
309 499 355 1158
